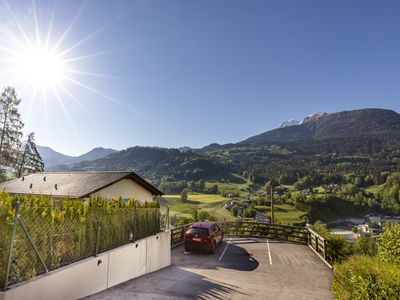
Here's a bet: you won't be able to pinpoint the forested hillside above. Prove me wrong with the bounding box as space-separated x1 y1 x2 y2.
52 108 400 185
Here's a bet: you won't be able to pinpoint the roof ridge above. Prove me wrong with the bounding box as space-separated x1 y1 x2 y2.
0 171 163 197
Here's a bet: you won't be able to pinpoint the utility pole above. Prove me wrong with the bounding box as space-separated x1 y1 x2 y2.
270 185 274 224
265 179 278 225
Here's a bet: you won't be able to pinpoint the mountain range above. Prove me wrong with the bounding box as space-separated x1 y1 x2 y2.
40 108 400 185
37 145 117 168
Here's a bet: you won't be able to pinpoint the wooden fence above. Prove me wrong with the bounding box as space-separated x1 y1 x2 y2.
307 227 328 261
170 221 330 267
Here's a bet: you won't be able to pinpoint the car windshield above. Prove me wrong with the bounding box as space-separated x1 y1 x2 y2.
188 227 209 235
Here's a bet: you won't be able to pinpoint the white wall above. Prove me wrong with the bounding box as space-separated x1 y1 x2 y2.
91 179 154 203
2 231 171 300
2 253 109 300
107 239 147 288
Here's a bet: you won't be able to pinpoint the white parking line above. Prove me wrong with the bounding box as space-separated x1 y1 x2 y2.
267 239 272 265
218 237 232 261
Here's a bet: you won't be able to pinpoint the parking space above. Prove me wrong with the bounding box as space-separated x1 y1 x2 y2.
85 237 333 300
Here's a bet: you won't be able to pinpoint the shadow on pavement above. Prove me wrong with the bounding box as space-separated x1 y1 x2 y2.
84 265 246 300
173 241 259 272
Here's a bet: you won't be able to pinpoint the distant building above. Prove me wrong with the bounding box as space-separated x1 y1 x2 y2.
368 215 382 223
223 201 234 209
359 223 381 235
0 172 163 202
382 216 400 225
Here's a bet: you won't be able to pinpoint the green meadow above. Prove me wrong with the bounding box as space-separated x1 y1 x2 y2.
161 193 236 221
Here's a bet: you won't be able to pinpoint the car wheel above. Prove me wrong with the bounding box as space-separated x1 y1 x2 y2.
210 241 216 254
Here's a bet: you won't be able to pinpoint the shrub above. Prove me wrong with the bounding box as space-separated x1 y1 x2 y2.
333 256 400 299
354 236 377 256
378 223 400 265
0 192 160 287
310 221 353 263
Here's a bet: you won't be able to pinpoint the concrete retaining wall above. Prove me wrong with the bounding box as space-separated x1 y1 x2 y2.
2 231 171 300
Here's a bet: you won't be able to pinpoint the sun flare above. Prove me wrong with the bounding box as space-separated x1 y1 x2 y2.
15 44 65 88
0 0 139 130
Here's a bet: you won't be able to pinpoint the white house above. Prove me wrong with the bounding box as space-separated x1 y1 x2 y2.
0 171 163 202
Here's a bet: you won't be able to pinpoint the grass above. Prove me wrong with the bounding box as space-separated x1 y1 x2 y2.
162 190 306 225
255 204 307 225
205 180 252 197
365 184 385 195
161 193 236 221
281 185 295 191
163 193 227 202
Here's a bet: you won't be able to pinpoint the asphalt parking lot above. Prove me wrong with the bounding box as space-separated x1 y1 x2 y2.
85 237 333 300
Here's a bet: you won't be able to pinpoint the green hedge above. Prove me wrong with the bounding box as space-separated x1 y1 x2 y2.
0 192 160 288
310 221 353 263
333 256 400 300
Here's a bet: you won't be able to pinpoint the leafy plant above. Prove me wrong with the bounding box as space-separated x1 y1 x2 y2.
333 256 400 300
0 192 160 288
378 223 400 265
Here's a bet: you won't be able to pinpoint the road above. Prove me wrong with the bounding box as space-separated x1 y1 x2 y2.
85 237 333 300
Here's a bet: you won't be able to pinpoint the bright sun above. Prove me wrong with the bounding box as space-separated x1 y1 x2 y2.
0 1 135 127
16 45 65 88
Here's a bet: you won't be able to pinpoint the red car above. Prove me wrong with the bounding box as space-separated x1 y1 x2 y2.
184 222 224 253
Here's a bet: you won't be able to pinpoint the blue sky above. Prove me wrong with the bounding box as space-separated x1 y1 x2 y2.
1 0 400 155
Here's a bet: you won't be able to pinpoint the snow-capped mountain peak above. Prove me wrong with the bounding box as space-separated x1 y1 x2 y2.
301 112 327 124
279 119 301 128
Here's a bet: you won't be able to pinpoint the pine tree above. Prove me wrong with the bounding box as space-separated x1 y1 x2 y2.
15 133 44 177
0 87 24 172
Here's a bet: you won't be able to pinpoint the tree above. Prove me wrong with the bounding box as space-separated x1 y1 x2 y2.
354 236 377 256
180 188 189 202
15 133 44 177
0 87 24 171
378 224 400 265
198 179 206 191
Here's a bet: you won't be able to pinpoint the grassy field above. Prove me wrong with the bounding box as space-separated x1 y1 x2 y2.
255 204 307 225
205 180 252 197
162 192 306 225
365 184 384 195
161 193 236 221
281 185 295 191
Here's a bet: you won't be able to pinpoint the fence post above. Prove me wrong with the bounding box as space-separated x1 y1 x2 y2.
315 235 319 253
323 239 327 260
4 201 20 291
132 207 136 242
166 207 170 230
95 220 101 257
18 217 49 273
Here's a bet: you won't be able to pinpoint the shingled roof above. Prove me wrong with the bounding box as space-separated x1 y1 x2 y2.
0 172 163 198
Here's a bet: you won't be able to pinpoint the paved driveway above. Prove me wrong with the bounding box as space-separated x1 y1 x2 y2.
85 237 333 300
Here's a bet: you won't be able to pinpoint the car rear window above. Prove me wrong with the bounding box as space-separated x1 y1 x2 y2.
188 227 209 235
